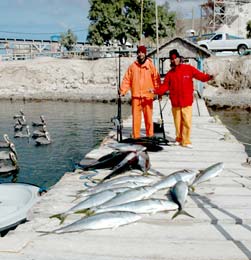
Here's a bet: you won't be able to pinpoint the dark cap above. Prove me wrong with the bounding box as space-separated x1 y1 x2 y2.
169 49 180 59
137 45 147 54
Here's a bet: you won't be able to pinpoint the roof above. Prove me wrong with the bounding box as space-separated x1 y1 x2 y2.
148 37 212 60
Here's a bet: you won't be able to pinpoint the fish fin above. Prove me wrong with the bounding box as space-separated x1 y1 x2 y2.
37 231 54 236
83 181 95 188
190 186 195 192
70 196 80 203
172 210 194 219
91 178 102 183
74 208 95 216
49 213 67 225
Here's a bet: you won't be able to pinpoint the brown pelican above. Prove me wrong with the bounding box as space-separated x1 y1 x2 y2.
14 119 24 131
13 110 24 119
32 125 47 139
32 115 46 127
35 132 51 145
0 143 17 160
14 125 30 138
0 134 11 148
0 152 19 175
19 115 27 126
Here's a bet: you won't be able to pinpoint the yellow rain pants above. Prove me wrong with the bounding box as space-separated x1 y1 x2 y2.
132 97 154 139
172 106 192 146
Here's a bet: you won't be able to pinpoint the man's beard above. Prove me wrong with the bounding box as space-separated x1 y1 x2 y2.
137 56 147 64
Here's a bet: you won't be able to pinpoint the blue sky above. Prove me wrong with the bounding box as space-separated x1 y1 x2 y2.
0 0 205 42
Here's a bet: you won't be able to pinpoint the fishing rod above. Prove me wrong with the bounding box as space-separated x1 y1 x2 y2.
111 48 123 142
154 1 169 145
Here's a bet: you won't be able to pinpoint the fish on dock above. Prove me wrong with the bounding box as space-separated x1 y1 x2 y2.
170 181 194 219
192 162 224 187
47 211 142 234
82 175 158 195
77 150 132 171
90 198 179 215
97 185 158 209
152 169 197 191
50 189 118 224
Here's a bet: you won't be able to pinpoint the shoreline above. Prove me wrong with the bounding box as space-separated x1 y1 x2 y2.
0 56 250 110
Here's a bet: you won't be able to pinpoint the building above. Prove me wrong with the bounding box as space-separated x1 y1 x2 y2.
148 37 212 96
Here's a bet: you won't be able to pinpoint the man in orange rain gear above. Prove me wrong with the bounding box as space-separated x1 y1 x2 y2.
155 49 214 148
120 45 160 139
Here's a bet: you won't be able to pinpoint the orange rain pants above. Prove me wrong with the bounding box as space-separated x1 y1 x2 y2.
172 106 192 146
132 97 154 139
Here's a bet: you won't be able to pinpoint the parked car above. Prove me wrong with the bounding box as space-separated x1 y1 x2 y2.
197 32 251 55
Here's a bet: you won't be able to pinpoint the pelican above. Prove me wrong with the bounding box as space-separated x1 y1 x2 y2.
0 134 11 148
13 110 24 119
0 143 17 160
19 115 27 126
32 125 47 139
0 152 19 175
14 125 30 138
35 132 51 145
32 115 46 127
14 119 23 131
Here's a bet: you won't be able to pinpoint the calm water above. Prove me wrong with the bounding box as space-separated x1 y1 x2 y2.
209 108 251 157
0 100 130 188
1 100 250 189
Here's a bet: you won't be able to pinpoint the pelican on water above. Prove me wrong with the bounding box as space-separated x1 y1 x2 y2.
14 125 30 138
14 119 24 131
32 115 46 127
0 134 11 148
0 143 17 160
35 131 51 145
32 125 47 139
0 152 19 175
13 110 24 119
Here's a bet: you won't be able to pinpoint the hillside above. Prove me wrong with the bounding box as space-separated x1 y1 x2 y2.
0 55 250 109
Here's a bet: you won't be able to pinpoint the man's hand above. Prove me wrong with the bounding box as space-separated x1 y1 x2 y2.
157 95 162 101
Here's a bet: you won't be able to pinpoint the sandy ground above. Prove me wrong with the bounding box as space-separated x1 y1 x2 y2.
0 55 250 108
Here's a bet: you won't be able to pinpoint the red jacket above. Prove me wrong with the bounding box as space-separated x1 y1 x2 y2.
120 58 160 99
155 64 212 107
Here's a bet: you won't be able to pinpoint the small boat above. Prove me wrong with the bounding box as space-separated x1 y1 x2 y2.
0 183 42 236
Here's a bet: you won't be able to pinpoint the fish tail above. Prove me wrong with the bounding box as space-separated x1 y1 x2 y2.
49 213 67 224
172 209 195 219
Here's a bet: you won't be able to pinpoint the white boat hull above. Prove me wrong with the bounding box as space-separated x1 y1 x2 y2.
0 183 40 234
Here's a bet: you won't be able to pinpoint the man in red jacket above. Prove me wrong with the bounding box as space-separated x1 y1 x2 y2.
155 49 214 148
120 45 160 139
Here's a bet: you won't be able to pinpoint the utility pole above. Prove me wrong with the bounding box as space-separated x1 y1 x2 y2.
140 0 144 44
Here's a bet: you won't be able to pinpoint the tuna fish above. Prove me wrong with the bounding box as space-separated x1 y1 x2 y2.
152 169 197 191
92 198 178 215
97 185 158 209
192 162 224 187
50 211 142 234
82 175 158 194
77 150 131 170
50 189 117 224
170 181 194 219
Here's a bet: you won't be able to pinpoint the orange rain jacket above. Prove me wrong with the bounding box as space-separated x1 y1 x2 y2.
155 63 212 107
120 58 160 98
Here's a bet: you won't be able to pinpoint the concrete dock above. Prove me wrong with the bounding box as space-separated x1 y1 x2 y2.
0 97 250 260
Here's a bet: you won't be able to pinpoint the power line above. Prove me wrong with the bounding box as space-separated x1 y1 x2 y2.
0 29 88 35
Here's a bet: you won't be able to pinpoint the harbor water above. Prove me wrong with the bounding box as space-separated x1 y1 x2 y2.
0 100 250 190
209 108 251 157
0 100 130 188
